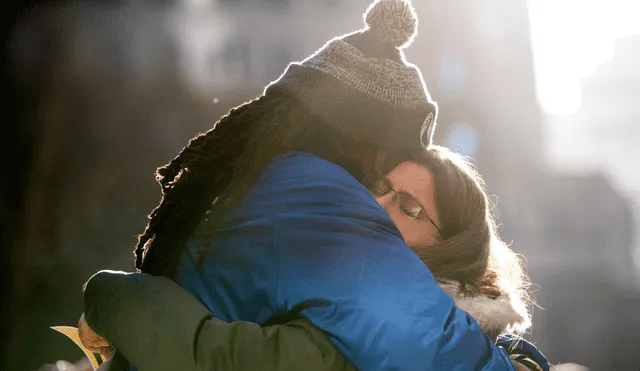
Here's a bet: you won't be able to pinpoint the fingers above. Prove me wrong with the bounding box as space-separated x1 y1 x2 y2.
100 345 115 360
78 313 110 352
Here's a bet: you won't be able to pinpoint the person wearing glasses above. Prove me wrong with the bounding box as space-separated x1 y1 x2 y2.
80 146 547 371
78 0 548 369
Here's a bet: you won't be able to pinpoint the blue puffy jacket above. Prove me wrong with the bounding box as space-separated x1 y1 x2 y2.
177 151 517 371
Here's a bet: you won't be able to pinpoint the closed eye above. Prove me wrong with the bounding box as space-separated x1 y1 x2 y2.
395 193 423 219
400 200 422 218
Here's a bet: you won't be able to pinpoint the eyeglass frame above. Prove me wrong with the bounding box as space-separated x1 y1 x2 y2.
363 175 441 234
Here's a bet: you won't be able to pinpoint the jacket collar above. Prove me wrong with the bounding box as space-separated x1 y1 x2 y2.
439 281 530 338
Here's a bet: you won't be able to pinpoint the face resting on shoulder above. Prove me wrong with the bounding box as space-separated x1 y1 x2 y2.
369 161 441 248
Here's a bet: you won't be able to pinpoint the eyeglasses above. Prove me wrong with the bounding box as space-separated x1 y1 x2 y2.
365 176 441 233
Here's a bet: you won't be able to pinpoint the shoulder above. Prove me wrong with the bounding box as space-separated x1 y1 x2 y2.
264 151 359 187
230 150 404 251
257 151 405 254
249 151 384 217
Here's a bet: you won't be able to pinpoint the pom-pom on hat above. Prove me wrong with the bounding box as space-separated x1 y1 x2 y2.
265 0 438 150
364 0 418 48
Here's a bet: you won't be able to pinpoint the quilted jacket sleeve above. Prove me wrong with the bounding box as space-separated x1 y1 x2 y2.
84 270 356 371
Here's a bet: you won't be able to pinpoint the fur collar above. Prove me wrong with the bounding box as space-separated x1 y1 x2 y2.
439 281 530 338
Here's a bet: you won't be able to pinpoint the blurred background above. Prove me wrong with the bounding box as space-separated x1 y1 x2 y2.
2 0 639 370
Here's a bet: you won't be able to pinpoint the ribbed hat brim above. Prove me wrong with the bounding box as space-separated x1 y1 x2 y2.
266 64 436 151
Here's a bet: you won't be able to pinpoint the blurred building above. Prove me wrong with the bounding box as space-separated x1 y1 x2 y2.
537 173 635 274
531 35 640 370
411 1 543 166
170 0 372 94
545 35 640 193
541 35 640 279
528 172 640 368
401 1 548 249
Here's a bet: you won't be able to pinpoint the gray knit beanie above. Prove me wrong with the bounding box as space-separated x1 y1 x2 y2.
264 0 438 150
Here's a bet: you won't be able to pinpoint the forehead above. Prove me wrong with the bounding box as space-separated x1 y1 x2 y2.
386 161 437 211
386 162 434 189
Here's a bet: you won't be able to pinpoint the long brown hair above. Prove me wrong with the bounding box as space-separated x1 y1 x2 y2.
411 145 532 333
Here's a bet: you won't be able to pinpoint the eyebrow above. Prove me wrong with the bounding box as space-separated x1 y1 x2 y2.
395 182 426 208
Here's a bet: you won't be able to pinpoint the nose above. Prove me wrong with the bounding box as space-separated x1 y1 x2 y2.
374 193 395 213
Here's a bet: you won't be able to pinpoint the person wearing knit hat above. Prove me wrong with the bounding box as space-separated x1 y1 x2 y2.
75 0 534 370
264 0 439 150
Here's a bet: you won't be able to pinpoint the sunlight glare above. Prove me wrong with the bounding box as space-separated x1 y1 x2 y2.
527 0 640 115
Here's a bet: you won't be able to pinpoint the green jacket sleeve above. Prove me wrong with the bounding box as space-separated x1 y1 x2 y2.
84 270 356 371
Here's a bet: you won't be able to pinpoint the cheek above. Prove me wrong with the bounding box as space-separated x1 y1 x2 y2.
397 222 420 247
388 211 435 247
387 211 417 244
384 204 432 247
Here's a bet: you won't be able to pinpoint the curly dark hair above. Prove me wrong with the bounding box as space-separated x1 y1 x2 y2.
135 88 385 277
